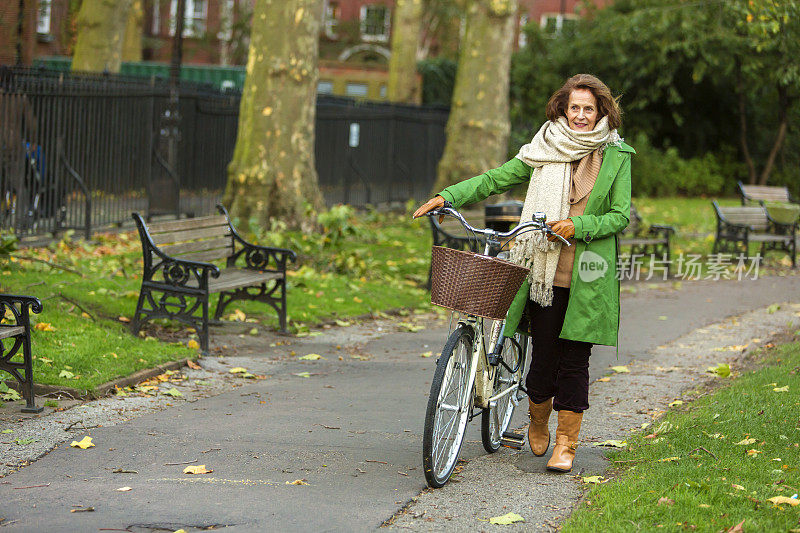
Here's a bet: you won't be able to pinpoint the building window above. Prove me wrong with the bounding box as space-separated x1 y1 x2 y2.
540 13 577 36
518 14 529 48
324 1 340 39
345 82 369 98
37 0 52 34
170 0 208 37
152 0 161 34
360 5 390 42
318 80 334 95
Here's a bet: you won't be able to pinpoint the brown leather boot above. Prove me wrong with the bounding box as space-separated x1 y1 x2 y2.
546 410 583 472
528 398 552 456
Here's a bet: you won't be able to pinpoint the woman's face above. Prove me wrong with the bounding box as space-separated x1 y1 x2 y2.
565 88 598 132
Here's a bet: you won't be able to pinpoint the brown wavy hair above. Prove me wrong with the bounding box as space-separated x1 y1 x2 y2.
545 74 622 130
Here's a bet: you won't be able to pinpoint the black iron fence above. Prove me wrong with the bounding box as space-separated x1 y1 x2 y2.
0 67 448 239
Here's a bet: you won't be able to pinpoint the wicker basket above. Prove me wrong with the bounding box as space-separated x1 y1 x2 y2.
430 246 530 320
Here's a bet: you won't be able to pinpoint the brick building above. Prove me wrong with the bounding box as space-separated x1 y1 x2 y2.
1 0 604 101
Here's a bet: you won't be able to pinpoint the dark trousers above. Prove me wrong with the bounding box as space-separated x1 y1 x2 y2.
525 286 592 413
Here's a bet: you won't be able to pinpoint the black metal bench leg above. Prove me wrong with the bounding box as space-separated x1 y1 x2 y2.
20 333 42 414
279 279 288 334
200 294 210 355
131 287 147 336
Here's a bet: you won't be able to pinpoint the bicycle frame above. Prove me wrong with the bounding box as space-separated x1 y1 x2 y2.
455 314 526 415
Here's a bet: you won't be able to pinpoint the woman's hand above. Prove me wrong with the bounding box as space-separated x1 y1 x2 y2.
547 219 575 242
412 195 446 223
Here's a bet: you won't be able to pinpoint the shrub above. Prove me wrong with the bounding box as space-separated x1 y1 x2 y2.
627 134 733 197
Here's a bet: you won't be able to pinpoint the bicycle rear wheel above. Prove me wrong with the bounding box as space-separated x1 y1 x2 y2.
422 325 475 488
481 334 523 453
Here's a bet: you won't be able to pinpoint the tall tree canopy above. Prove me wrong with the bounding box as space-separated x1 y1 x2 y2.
432 0 518 193
224 0 324 231
510 0 799 186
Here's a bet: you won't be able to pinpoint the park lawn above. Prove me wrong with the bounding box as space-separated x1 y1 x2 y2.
0 209 433 391
562 339 800 533
633 196 740 258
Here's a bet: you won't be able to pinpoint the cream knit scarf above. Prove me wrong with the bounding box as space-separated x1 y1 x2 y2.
509 116 620 306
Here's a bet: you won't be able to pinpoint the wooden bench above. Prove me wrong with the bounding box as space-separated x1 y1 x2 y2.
619 205 676 268
711 201 796 267
0 294 43 413
738 181 795 205
132 204 296 353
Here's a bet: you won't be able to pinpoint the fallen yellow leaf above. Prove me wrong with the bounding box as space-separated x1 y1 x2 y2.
594 440 627 448
286 479 309 485
420 351 433 358
658 457 680 462
734 438 756 446
34 322 56 332
731 484 745 491
746 449 761 457
669 400 684 407
489 512 525 525
228 309 246 322
118 316 131 323
299 354 323 360
773 385 789 392
183 465 212 474
229 367 248 374
610 366 629 373
70 436 95 449
582 475 604 484
768 496 799 506
187 340 200 350
596 377 611 382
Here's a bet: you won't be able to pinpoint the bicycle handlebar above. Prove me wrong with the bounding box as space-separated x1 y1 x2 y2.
427 202 571 246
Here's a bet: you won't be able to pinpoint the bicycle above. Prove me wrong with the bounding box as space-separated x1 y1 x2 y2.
421 203 570 488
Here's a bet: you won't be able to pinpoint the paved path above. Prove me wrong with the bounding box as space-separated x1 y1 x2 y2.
0 275 798 532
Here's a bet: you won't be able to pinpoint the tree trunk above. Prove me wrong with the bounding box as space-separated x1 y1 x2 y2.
223 0 325 232
387 0 423 103
735 59 757 184
432 0 517 194
758 84 791 185
122 0 143 62
72 0 133 72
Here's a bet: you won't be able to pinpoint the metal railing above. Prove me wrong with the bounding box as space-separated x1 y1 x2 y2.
0 67 448 239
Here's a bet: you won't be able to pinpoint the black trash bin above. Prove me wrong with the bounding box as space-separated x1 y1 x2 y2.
484 200 523 232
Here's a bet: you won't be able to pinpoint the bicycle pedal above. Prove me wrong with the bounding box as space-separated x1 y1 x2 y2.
500 431 525 450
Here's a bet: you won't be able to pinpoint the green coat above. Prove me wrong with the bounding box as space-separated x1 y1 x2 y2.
439 142 635 347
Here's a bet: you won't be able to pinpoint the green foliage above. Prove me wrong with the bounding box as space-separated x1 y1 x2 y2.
317 204 363 246
418 57 457 105
509 0 800 188
0 233 17 257
629 134 729 197
562 340 800 532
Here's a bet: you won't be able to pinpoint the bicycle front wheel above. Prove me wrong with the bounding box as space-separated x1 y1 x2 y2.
481 334 523 453
423 325 475 488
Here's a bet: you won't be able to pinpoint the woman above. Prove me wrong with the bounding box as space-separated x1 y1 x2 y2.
413 74 633 473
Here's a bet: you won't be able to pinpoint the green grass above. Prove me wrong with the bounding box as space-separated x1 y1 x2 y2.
562 339 800 533
0 208 434 391
634 196 741 258
1 197 793 392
